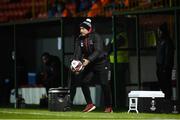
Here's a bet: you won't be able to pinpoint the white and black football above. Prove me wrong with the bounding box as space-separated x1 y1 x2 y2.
71 60 84 72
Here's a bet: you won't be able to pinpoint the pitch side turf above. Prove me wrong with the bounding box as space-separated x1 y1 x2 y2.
0 108 180 119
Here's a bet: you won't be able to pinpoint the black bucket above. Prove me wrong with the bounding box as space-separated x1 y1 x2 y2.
48 87 71 111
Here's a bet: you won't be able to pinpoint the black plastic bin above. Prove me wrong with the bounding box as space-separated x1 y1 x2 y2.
48 87 71 111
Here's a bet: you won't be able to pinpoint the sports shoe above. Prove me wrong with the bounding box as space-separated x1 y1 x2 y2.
104 107 113 113
83 103 96 112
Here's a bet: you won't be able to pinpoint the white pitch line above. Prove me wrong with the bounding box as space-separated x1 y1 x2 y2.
0 110 74 117
0 110 118 119
0 110 108 119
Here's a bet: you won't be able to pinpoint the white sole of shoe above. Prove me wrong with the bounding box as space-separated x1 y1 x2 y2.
86 106 96 112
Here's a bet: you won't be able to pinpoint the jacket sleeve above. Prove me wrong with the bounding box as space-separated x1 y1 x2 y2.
73 38 82 60
88 33 103 62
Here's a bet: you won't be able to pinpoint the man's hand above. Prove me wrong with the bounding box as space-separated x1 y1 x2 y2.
75 72 80 75
82 59 90 66
70 67 80 75
71 67 76 72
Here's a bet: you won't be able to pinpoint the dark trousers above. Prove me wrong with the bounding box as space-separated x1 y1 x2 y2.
83 62 112 107
70 61 112 107
156 66 172 100
70 74 93 104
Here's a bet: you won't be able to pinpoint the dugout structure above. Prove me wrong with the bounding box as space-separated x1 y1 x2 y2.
112 7 180 108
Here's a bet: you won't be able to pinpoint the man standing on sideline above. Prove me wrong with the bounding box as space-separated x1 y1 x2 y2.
156 22 175 100
70 18 113 113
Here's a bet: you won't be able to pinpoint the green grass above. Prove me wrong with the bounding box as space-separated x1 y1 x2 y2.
0 107 180 120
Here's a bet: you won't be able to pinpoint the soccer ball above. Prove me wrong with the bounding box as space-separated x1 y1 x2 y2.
71 60 83 72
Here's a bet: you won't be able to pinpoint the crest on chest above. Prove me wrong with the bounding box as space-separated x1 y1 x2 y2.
80 39 93 47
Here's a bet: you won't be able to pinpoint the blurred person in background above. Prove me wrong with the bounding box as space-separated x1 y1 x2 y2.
37 52 61 93
156 22 175 100
109 31 129 108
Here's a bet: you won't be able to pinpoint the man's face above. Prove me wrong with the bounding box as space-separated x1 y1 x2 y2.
42 56 49 64
80 27 89 36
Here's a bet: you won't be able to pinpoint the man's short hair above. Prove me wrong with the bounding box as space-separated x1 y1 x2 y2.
41 52 50 58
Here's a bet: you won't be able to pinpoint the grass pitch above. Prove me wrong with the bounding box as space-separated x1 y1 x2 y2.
0 107 180 120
